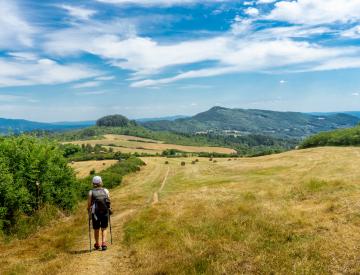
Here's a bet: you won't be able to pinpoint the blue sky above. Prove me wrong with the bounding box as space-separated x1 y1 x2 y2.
1 0 360 121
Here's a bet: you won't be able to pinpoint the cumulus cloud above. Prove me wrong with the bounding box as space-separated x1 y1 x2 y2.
267 0 360 25
0 57 100 87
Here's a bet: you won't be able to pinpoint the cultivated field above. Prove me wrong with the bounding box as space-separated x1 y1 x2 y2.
64 134 236 155
70 160 119 178
3 147 360 274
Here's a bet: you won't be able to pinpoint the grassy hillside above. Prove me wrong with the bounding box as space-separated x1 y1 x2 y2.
38 124 297 157
143 106 359 138
3 147 360 274
300 125 360 148
64 134 236 155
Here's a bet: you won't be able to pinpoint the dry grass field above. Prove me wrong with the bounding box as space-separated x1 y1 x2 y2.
64 134 236 155
2 147 360 274
70 160 119 179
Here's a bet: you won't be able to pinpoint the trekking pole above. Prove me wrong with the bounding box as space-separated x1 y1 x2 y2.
88 211 92 252
109 212 113 245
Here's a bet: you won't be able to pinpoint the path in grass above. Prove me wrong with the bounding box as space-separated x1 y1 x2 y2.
58 158 170 275
152 167 170 205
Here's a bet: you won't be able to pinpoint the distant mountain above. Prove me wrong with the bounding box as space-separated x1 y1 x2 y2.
136 115 189 123
52 120 95 126
309 111 360 119
0 118 92 134
143 107 360 139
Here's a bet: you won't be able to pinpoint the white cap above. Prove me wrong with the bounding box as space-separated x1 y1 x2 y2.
92 176 102 185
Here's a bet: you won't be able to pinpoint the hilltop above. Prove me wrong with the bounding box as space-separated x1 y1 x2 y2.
142 106 359 138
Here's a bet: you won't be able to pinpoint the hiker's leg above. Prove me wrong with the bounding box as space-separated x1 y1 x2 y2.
101 228 107 243
94 229 100 244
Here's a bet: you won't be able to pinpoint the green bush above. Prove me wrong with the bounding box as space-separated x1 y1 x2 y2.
300 125 360 148
0 136 77 235
78 157 145 197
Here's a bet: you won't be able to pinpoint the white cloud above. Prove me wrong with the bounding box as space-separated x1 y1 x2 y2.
131 39 356 87
58 5 97 20
279 80 287 84
0 0 36 49
76 90 107 96
267 0 360 25
257 0 276 4
352 92 359 96
73 81 102 89
310 57 360 71
342 25 360 38
36 0 360 89
8 52 38 61
96 75 115 81
243 1 255 6
0 57 100 87
96 0 229 6
245 7 259 17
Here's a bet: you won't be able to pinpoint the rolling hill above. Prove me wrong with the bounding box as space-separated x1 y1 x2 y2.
3 147 360 274
142 106 360 138
0 118 94 134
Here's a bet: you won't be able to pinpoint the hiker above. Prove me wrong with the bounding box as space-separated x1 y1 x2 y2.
88 176 111 251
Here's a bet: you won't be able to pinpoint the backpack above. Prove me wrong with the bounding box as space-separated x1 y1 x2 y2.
91 188 110 215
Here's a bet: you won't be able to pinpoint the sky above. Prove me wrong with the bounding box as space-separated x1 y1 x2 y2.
1 0 360 122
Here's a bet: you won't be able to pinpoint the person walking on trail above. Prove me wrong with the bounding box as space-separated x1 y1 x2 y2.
88 176 111 251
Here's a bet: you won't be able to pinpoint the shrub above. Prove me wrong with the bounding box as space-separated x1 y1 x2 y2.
181 162 186 166
0 136 77 235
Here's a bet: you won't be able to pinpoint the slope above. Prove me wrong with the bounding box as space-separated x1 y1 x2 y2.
143 106 359 138
3 147 360 274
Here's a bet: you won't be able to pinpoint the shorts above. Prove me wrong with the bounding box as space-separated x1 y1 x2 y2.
92 213 109 230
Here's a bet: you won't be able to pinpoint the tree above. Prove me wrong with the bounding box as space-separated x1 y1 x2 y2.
96 114 135 127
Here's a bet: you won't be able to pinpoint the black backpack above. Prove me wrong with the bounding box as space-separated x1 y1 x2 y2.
91 188 110 215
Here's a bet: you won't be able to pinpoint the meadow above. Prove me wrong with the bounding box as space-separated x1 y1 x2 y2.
2 147 360 274
64 134 236 155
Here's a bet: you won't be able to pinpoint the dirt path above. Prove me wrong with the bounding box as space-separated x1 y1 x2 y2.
59 210 136 275
152 167 170 205
58 159 169 275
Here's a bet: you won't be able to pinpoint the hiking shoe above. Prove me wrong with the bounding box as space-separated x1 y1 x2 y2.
101 243 107 251
94 243 100 250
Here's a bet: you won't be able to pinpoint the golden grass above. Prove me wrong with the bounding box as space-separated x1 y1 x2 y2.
3 147 360 274
70 160 118 179
64 134 236 154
